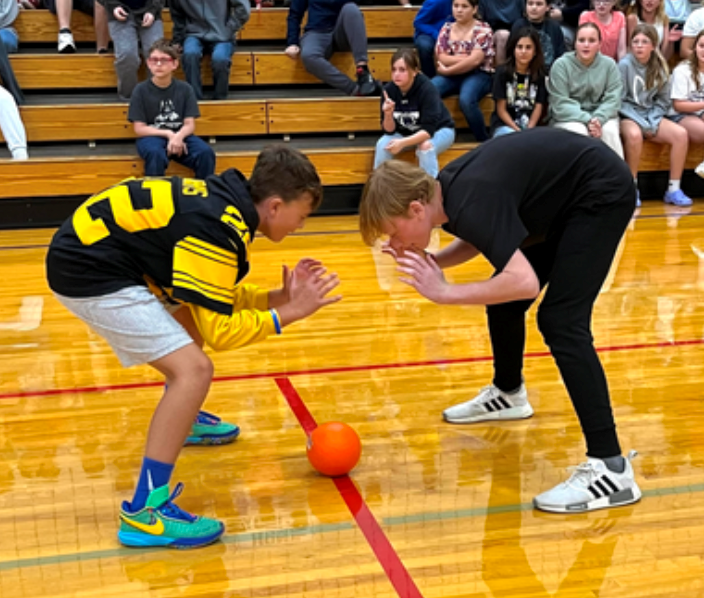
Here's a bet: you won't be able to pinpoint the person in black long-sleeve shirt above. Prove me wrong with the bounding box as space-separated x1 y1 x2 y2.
374 48 455 177
284 0 379 96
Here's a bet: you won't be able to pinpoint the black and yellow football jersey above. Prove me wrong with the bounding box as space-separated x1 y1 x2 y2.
46 169 279 351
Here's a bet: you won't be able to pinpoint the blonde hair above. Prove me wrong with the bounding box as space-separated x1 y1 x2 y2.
359 161 436 246
631 23 669 90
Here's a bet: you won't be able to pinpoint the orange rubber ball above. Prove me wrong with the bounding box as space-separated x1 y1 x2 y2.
306 421 362 477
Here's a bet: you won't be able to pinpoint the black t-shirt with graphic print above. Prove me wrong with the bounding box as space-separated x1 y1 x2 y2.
128 78 200 131
438 128 634 272
490 65 547 133
381 73 455 137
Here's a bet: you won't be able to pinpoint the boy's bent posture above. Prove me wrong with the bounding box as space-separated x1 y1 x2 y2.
359 128 641 514
46 146 341 548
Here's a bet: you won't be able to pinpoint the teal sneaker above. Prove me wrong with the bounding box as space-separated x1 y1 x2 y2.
185 410 240 446
118 483 225 549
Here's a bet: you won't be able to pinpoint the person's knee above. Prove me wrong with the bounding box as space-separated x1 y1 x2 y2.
537 307 580 344
622 126 642 146
300 47 325 70
115 47 140 70
339 2 362 19
418 140 434 152
176 350 214 385
673 125 689 145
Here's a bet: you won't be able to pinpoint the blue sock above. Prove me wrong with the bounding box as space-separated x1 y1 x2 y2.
130 457 174 511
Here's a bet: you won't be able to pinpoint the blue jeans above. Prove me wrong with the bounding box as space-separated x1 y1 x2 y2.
0 28 18 54
414 33 437 78
432 70 493 142
373 127 456 177
136 135 216 179
182 37 235 100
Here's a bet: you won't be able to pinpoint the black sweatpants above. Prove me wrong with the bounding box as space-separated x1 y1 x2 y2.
487 188 636 459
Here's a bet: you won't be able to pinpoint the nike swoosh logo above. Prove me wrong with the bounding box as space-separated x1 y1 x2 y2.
121 513 165 535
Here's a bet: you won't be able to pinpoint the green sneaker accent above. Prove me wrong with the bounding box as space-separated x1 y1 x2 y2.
185 410 240 446
118 483 225 549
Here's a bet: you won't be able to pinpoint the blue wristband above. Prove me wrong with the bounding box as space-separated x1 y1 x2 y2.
270 309 282 334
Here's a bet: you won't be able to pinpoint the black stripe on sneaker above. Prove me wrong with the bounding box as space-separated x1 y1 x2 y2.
587 485 603 499
594 480 611 496
485 402 496 412
601 476 620 494
497 397 511 409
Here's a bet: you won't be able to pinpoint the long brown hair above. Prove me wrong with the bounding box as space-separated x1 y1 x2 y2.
688 29 704 91
630 23 669 90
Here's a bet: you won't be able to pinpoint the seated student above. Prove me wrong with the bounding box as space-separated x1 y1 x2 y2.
284 0 379 96
549 0 589 49
414 0 453 77
511 0 565 70
680 4 704 58
579 0 626 62
478 0 523 65
45 0 110 53
432 0 494 142
375 48 455 177
99 0 164 101
669 29 704 177
620 24 692 206
626 0 677 59
548 22 624 157
492 27 547 136
0 25 22 105
0 85 27 159
128 39 216 179
0 0 18 55
46 145 341 549
170 0 249 100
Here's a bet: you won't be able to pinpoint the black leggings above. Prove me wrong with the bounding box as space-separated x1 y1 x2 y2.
487 193 635 458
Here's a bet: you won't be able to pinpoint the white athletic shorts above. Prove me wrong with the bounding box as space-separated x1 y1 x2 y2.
54 286 193 367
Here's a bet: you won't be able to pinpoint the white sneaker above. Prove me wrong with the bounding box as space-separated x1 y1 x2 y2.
442 383 533 424
696 160 704 179
533 450 642 513
58 32 76 54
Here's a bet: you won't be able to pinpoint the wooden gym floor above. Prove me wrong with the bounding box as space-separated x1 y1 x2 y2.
1 203 704 597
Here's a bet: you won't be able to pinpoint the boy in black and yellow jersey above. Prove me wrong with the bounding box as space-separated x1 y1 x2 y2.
46 145 341 549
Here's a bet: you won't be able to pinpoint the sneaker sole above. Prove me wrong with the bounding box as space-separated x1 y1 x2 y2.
533 484 642 514
184 428 240 446
58 46 76 54
118 524 225 549
664 197 693 207
442 404 534 424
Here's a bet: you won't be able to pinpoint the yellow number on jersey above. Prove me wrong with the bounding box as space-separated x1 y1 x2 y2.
181 178 208 197
73 179 176 246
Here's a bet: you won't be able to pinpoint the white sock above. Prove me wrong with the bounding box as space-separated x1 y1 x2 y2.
668 180 681 193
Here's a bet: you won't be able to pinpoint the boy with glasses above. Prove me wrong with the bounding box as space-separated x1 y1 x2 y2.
128 39 216 179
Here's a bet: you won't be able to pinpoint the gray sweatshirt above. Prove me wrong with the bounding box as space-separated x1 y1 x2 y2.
0 0 18 30
618 52 670 136
548 51 622 125
171 0 251 44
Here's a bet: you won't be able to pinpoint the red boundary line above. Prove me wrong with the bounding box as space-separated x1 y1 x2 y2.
274 377 424 598
1 337 703 401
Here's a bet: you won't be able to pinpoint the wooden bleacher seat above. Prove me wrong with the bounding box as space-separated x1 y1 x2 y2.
12 7 416 44
10 53 254 89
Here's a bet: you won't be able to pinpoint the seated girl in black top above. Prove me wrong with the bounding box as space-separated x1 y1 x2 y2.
375 48 455 178
492 27 548 137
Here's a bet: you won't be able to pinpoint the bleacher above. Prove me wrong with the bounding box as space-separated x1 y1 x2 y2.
1 5 703 224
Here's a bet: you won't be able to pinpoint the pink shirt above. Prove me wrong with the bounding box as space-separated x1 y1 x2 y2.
435 21 495 73
579 11 626 61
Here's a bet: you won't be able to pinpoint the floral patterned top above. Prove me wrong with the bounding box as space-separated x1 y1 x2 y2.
434 21 495 74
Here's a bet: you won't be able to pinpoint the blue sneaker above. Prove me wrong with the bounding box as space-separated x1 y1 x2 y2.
664 189 693 207
118 483 225 549
635 190 641 207
185 410 240 446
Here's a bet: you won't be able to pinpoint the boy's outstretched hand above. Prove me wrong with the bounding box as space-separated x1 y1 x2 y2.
395 251 450 304
274 259 342 326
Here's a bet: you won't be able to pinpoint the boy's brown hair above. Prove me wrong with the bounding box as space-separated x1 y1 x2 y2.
359 160 436 246
148 38 181 61
249 145 323 209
